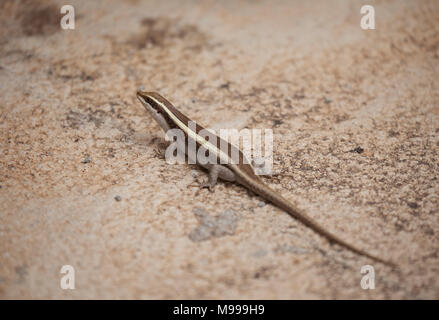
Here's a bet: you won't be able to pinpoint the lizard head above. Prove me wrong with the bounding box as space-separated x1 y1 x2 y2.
136 89 173 132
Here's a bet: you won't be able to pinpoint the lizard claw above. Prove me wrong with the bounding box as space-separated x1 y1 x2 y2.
200 182 214 192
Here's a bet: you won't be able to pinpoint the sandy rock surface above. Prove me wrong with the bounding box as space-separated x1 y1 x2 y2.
1 0 438 299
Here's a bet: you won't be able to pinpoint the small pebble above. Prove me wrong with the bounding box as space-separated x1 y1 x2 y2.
82 155 91 163
408 202 418 209
350 147 364 154
258 201 266 207
114 195 122 202
219 82 230 89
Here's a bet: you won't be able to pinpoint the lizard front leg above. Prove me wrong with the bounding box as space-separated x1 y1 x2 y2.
201 164 236 191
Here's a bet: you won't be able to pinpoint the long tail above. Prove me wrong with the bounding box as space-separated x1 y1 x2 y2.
238 174 396 267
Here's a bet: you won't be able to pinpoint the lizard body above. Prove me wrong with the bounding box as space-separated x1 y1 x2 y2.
136 90 394 266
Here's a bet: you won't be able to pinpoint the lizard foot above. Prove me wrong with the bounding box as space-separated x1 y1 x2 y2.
200 181 215 192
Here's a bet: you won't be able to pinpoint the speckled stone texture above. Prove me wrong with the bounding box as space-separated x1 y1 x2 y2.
1 0 438 299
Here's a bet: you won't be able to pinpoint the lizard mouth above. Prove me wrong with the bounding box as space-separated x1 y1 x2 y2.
136 91 147 105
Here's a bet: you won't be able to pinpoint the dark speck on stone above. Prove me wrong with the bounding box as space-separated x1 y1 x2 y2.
350 146 364 154
15 265 27 282
219 82 230 89
114 195 122 202
408 202 418 209
82 155 91 163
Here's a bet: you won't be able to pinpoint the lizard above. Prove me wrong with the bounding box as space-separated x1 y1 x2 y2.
136 90 395 267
